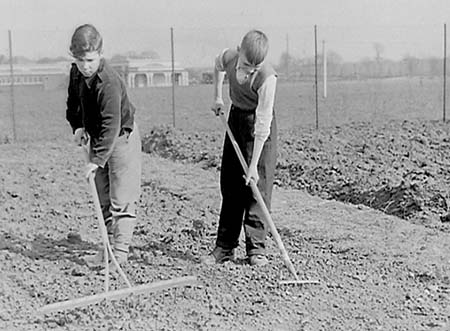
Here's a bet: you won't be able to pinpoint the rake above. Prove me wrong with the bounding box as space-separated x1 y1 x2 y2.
39 143 197 314
218 112 319 286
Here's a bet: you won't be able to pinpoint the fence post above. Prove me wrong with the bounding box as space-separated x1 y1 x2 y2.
286 33 289 79
444 23 447 122
323 40 327 99
8 30 16 142
170 27 176 127
314 25 319 130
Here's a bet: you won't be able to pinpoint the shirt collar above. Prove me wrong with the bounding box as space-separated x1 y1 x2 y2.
83 58 105 88
96 58 106 81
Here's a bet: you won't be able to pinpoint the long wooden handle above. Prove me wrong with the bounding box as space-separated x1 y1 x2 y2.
218 113 299 280
82 144 132 289
87 172 132 289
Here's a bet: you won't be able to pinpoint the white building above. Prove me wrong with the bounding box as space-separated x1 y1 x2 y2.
111 58 189 88
0 58 189 90
0 62 70 89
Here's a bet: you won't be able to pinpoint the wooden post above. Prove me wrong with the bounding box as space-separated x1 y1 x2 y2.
286 33 289 79
8 30 16 142
444 23 447 122
314 25 319 130
171 27 176 127
323 40 327 98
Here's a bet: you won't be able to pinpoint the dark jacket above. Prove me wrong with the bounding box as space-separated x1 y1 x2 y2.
66 59 136 167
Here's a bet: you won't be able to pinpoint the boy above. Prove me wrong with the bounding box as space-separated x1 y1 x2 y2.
206 30 277 266
66 24 142 267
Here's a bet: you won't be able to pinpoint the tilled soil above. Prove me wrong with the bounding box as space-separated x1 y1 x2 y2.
1 120 450 330
142 119 450 226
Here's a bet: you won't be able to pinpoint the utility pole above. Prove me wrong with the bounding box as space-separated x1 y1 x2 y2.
170 27 176 127
8 30 16 142
286 33 289 80
314 25 319 130
323 40 327 98
444 23 447 122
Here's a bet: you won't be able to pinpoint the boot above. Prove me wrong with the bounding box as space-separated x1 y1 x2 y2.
84 235 114 267
200 246 235 264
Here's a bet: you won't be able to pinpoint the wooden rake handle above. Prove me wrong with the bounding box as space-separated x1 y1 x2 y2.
82 144 132 289
87 172 132 289
218 112 299 280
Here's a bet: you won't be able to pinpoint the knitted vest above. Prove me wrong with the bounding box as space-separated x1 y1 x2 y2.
223 49 276 111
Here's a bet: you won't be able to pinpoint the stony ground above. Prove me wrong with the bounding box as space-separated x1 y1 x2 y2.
1 119 450 330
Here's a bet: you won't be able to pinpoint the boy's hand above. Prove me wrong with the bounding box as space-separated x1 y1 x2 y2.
211 99 225 116
74 128 88 146
245 165 259 185
85 162 99 181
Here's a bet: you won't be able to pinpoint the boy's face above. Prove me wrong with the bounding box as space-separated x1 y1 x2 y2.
74 51 102 78
236 47 261 84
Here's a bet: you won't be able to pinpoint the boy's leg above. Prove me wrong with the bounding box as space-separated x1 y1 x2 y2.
93 164 113 237
108 124 142 262
215 109 248 251
244 116 277 257
84 165 113 266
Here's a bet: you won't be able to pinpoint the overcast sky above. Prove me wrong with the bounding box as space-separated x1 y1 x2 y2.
0 0 449 67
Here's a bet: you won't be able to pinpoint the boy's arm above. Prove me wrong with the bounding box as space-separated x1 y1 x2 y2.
66 64 82 133
90 81 122 168
246 74 277 184
211 49 227 115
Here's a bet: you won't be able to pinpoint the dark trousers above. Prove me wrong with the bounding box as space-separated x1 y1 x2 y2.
216 105 277 256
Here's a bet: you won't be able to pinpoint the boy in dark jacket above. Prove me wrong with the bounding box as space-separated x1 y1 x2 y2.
66 24 141 267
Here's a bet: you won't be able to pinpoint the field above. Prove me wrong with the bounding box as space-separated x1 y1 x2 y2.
0 77 444 140
1 79 450 330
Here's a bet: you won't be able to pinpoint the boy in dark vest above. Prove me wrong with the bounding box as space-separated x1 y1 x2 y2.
205 30 277 266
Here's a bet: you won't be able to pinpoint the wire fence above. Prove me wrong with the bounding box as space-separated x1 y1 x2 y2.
0 24 448 142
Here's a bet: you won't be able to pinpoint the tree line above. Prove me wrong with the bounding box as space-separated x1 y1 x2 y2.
276 49 445 81
0 50 161 65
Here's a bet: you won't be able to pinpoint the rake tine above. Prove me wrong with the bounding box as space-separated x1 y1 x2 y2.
39 276 198 314
279 279 320 286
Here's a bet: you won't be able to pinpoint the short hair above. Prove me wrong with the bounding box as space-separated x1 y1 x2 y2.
240 30 269 66
70 24 103 58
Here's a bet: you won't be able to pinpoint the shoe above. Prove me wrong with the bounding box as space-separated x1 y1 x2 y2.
85 246 127 270
83 235 114 267
248 254 268 266
84 249 106 267
97 249 128 275
201 246 235 264
112 248 128 264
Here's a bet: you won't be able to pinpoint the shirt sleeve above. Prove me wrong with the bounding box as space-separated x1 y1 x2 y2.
66 64 82 133
214 48 229 72
90 81 122 167
254 74 277 143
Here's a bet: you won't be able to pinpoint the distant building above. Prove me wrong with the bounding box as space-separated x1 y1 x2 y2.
110 58 189 88
0 62 70 90
0 58 189 90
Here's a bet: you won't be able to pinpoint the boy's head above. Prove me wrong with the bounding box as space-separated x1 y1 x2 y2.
70 24 103 78
70 24 103 58
239 30 269 66
235 30 269 84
